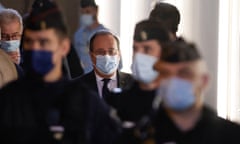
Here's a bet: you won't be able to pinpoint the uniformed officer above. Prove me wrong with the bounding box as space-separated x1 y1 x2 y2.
116 38 240 144
0 0 72 143
0 0 120 144
112 20 171 122
152 38 240 144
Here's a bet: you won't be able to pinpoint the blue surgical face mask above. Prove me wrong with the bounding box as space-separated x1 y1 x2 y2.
80 14 94 27
131 53 159 84
157 77 195 111
95 55 119 75
23 50 54 77
1 40 20 52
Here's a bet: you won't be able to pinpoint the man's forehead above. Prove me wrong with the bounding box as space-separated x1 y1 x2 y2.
1 21 21 30
94 34 117 44
1 19 20 25
155 60 198 71
24 28 56 38
134 39 159 45
92 35 117 51
81 6 95 11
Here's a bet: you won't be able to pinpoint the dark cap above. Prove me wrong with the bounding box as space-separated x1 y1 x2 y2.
80 0 97 8
161 38 201 63
134 19 170 43
149 2 180 33
25 0 67 35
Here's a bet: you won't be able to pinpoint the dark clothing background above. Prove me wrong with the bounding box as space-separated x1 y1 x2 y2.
15 63 24 78
64 80 121 144
0 76 69 144
66 44 84 79
110 81 156 122
154 106 240 144
0 76 120 144
116 105 240 144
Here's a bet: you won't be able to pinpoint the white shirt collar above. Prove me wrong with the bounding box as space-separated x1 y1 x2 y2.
95 72 117 82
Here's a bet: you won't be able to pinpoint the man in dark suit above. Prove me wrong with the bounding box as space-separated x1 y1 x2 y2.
75 30 133 105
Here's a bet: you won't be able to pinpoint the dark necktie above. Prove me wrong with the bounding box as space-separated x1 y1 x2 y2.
102 78 111 101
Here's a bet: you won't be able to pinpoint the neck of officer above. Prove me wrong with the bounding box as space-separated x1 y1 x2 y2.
167 103 203 132
139 77 161 91
44 63 62 83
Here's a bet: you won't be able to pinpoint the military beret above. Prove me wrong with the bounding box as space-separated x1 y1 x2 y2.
149 2 180 33
25 0 67 33
161 38 201 63
134 19 170 43
80 0 97 8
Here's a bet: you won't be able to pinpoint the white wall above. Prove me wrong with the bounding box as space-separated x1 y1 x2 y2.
95 0 121 35
176 0 219 110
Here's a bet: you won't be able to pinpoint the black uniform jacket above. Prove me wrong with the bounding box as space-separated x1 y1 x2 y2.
0 75 120 144
111 81 156 122
115 105 240 144
153 105 240 144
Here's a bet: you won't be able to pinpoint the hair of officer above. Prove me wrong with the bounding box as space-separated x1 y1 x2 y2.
80 0 98 9
149 2 180 34
134 19 171 44
0 8 23 32
24 0 68 39
161 38 202 63
89 31 120 52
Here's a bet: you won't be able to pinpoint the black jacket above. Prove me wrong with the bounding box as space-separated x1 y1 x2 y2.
0 76 69 144
0 75 120 144
63 79 121 144
112 81 156 122
153 106 240 144
116 105 240 144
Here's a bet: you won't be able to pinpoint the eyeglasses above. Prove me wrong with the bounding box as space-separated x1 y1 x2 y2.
93 49 118 56
1 33 22 41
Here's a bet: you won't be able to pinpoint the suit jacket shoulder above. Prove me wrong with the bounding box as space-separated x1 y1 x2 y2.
73 71 134 91
73 71 98 92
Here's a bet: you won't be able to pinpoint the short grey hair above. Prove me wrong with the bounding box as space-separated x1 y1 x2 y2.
0 8 23 33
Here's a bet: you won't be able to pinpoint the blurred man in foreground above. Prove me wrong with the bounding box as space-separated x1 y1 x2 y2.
152 39 240 144
116 38 240 144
